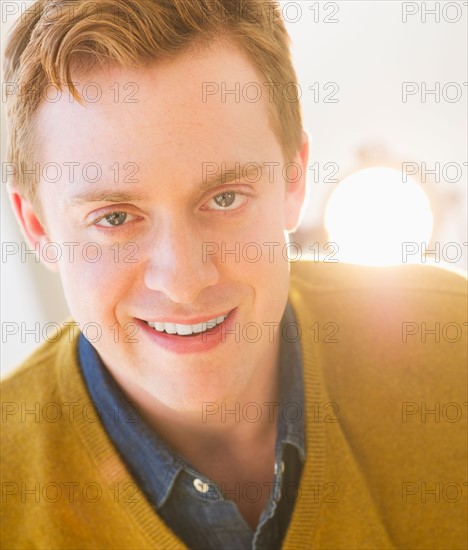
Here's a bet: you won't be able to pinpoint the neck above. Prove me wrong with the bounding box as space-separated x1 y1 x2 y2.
107 340 281 467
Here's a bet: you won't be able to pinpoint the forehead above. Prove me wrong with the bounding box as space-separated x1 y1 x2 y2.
34 41 281 182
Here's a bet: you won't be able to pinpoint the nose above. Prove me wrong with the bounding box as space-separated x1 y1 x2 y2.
143 224 219 304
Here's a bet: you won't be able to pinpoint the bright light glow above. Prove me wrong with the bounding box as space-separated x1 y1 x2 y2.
324 167 434 266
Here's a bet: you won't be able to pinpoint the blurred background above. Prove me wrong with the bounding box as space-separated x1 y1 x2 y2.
1 0 467 376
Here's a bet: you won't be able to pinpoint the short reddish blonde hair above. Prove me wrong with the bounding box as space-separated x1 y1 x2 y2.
3 0 303 206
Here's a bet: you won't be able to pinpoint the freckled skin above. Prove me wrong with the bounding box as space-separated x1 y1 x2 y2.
13 41 308 488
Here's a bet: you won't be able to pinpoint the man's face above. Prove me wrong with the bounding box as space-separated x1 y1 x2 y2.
27 41 306 410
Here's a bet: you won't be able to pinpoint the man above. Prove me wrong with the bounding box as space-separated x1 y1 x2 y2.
1 1 466 549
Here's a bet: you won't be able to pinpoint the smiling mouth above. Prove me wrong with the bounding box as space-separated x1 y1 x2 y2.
143 313 228 337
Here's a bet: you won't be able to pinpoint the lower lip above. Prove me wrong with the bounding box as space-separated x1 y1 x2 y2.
135 308 238 354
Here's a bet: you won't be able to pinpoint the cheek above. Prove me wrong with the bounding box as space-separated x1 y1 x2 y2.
219 214 290 302
57 245 137 321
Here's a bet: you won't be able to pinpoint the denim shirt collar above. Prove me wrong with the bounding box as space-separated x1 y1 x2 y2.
78 301 306 510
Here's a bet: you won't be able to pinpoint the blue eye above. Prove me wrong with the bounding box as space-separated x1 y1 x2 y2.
208 191 247 211
214 192 236 208
95 211 134 227
105 212 127 225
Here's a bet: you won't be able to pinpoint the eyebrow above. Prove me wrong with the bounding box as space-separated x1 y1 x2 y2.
69 164 262 205
200 163 263 190
69 191 147 206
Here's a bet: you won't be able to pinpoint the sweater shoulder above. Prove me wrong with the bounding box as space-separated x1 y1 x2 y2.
1 321 80 402
289 260 466 396
290 260 467 297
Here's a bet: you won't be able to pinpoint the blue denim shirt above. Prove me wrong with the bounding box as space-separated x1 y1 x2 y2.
78 303 306 550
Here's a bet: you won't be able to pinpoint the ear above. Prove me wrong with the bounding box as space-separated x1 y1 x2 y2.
284 130 309 233
7 184 59 273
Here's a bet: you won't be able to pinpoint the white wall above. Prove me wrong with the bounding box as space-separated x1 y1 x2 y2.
1 1 467 377
282 0 467 237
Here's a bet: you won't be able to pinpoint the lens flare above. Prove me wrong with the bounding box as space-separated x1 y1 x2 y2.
324 167 434 266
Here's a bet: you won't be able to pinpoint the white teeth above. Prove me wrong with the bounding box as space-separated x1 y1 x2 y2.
175 324 193 336
192 323 204 334
164 323 177 335
146 315 227 336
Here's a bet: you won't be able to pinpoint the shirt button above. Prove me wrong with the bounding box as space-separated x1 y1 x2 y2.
274 461 285 475
193 478 210 493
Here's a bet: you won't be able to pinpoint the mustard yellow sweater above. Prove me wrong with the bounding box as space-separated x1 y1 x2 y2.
1 262 467 549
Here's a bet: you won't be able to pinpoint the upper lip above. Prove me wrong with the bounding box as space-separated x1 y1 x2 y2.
139 308 234 325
